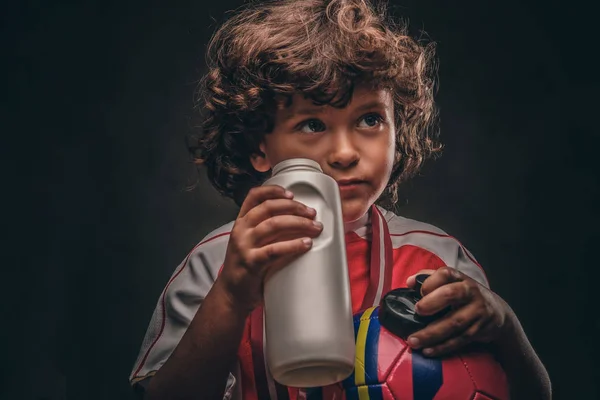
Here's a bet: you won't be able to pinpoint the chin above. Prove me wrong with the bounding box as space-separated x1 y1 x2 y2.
341 199 371 223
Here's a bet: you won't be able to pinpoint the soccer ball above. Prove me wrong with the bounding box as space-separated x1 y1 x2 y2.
311 306 509 400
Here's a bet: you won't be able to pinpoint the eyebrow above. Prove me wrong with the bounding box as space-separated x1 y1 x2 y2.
282 99 388 122
353 100 388 114
281 106 324 122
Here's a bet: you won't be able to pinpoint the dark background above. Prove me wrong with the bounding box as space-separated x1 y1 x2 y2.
3 0 599 399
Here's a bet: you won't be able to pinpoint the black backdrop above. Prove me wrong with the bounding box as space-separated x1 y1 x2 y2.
3 0 599 399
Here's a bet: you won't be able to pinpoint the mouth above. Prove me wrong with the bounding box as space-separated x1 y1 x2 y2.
336 179 368 194
337 178 367 186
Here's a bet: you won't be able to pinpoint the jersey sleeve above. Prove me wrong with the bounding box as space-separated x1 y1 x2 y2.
452 241 488 288
383 209 489 288
129 222 235 397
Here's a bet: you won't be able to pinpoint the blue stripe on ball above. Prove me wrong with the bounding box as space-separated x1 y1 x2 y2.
412 350 443 400
367 383 384 399
364 307 381 385
343 310 365 390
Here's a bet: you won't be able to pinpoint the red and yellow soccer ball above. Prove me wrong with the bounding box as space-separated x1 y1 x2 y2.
314 306 509 400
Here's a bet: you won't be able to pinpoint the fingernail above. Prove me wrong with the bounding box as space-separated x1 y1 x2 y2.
307 207 316 214
284 190 294 198
302 238 312 246
407 337 420 348
313 221 323 229
423 348 434 356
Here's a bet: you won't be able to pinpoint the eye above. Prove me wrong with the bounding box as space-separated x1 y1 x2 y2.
357 113 384 128
297 119 326 134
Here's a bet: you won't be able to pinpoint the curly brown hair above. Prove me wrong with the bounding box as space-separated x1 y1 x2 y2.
189 0 441 207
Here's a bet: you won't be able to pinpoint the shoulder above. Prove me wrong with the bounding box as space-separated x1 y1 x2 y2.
194 220 235 250
183 220 234 267
173 220 235 283
128 220 237 389
378 206 446 236
160 220 235 311
378 207 488 287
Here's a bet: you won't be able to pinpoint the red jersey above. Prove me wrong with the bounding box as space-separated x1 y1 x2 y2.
130 206 488 399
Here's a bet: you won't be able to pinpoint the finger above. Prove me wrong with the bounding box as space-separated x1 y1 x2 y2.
248 237 313 267
252 215 323 246
406 269 436 289
420 320 483 357
407 303 479 349
415 281 473 316
419 266 464 296
244 198 316 227
239 185 293 218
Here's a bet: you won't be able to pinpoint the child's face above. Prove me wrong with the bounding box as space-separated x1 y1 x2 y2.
251 85 396 222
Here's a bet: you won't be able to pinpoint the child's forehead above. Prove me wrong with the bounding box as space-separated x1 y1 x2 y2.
281 86 392 112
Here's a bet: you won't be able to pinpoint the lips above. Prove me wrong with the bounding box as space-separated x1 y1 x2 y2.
337 179 367 186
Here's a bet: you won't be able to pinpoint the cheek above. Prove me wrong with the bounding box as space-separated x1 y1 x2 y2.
262 136 294 165
264 133 321 163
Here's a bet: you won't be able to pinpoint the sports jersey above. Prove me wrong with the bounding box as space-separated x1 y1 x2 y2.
129 205 488 399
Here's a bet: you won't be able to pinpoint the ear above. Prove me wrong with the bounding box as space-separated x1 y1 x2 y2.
250 143 271 173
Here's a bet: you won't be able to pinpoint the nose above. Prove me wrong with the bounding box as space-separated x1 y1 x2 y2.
327 130 360 169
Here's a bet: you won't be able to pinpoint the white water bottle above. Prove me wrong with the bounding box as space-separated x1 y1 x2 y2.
262 158 355 388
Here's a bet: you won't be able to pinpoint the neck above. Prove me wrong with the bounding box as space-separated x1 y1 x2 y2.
344 209 371 233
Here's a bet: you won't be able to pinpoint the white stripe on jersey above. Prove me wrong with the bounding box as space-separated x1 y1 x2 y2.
372 209 387 306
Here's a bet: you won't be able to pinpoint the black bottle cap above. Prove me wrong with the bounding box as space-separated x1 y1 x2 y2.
379 274 450 339
379 288 427 339
414 273 430 294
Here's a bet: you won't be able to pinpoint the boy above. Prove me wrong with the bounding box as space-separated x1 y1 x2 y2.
130 1 551 399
